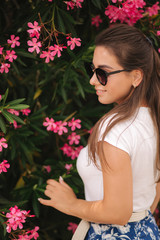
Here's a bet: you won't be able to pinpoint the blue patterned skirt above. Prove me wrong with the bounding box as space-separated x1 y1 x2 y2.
85 211 160 240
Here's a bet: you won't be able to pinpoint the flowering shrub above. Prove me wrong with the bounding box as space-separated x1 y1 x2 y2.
64 0 84 10
105 0 160 25
43 116 84 165
0 206 39 239
0 35 20 74
0 0 160 239
26 19 81 64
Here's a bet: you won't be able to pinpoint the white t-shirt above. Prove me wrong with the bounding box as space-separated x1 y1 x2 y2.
77 107 159 212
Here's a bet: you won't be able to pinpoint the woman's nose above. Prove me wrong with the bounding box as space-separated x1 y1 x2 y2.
89 73 99 86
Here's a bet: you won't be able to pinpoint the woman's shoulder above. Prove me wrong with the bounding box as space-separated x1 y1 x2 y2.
100 107 155 142
99 107 155 155
102 107 152 129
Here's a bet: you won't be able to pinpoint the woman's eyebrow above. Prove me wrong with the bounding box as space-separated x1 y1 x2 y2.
92 63 113 70
98 64 113 69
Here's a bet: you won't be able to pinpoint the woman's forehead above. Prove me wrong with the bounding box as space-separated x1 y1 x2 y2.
93 46 121 69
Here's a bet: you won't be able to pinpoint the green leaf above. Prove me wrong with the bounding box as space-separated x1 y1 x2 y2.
7 104 29 110
61 87 67 103
2 110 25 124
30 124 49 136
0 216 6 236
32 192 40 217
74 77 85 99
56 8 66 33
29 106 47 120
0 199 28 209
18 141 33 163
63 64 71 86
2 89 9 106
58 8 77 36
11 61 20 75
9 113 25 124
0 116 6 134
16 57 27 67
91 0 102 9
7 98 25 106
1 110 14 123
16 50 38 59
51 84 58 102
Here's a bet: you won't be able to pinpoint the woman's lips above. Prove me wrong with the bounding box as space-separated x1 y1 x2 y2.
96 89 107 95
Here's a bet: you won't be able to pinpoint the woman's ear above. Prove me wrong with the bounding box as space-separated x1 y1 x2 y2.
132 69 143 88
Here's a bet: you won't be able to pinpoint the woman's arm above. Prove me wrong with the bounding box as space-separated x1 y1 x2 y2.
150 182 160 214
39 142 133 225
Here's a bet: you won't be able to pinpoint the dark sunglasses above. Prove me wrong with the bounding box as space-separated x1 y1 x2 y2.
85 63 130 86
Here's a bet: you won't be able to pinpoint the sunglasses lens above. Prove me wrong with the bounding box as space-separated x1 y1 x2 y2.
96 68 107 86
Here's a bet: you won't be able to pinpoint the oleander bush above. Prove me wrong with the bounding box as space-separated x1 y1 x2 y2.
0 0 160 239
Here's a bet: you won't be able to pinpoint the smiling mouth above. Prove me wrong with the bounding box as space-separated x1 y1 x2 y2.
96 90 107 95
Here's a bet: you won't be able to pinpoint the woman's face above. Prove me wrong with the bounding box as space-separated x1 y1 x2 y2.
90 46 135 105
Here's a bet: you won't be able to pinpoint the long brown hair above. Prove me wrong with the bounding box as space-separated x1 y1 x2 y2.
88 24 160 176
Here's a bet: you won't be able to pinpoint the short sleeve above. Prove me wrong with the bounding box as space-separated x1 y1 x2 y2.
99 120 133 156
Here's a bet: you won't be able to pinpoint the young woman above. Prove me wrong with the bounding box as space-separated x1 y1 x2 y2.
39 24 160 239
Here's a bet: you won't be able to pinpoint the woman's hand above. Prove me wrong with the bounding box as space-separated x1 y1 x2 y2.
38 177 78 215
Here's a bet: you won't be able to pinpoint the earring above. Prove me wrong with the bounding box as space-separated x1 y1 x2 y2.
133 84 136 88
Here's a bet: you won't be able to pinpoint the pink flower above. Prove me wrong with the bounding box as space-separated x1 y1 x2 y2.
0 138 8 152
0 95 2 101
0 46 3 55
5 50 17 62
50 44 66 58
70 148 77 159
0 160 10 174
43 117 57 131
7 109 20 116
27 21 41 39
75 0 84 8
60 143 73 157
48 0 52 1
17 234 30 240
11 120 22 129
27 226 39 240
64 1 75 10
40 48 54 63
43 165 51 173
60 143 83 160
6 206 27 233
67 37 81 50
91 15 102 28
70 145 83 160
105 0 145 25
7 35 20 48
21 109 31 116
64 0 84 10
0 63 11 74
6 206 35 233
27 38 42 54
65 163 72 172
68 132 81 145
67 222 78 233
54 121 68 135
157 30 160 36
147 2 160 16
68 118 81 131
158 48 160 53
